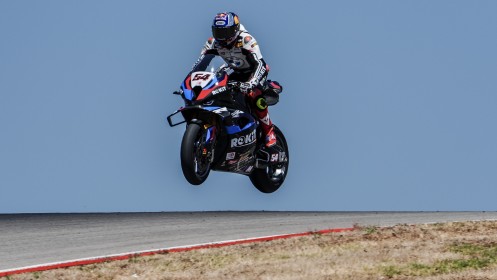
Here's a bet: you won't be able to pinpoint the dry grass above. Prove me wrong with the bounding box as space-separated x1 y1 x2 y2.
4 221 497 280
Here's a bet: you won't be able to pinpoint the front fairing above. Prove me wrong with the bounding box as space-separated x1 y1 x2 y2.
181 55 229 104
167 55 260 175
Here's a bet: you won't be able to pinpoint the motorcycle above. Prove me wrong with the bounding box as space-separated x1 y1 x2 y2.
167 54 289 193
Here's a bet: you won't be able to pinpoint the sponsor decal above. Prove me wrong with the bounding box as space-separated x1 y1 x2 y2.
259 114 271 125
231 110 243 118
216 13 227 19
253 65 266 84
239 151 252 161
231 130 256 148
215 20 226 26
271 153 279 162
227 57 245 68
212 87 227 95
244 36 253 44
251 42 258 48
226 152 236 160
213 107 228 114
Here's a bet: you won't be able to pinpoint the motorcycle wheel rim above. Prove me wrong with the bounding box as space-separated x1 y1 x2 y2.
193 131 211 178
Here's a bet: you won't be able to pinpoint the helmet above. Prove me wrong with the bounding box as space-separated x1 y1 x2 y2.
211 12 240 47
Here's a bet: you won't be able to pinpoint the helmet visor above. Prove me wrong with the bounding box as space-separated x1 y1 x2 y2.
212 25 238 41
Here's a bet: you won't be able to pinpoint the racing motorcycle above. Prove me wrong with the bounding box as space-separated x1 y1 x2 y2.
167 54 289 193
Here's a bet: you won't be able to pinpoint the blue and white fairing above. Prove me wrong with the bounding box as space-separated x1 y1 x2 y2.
167 54 260 174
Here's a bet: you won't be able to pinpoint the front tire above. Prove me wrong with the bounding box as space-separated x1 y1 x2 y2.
249 126 289 193
181 123 211 185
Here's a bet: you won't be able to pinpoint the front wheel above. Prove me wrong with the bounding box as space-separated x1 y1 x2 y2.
249 126 290 193
181 123 211 185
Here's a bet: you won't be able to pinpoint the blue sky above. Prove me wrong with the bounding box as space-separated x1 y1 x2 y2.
1 1 496 213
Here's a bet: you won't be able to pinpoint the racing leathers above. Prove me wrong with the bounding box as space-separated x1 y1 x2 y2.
194 25 276 147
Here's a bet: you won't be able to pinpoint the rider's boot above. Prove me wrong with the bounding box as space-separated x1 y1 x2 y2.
264 125 277 148
254 102 276 147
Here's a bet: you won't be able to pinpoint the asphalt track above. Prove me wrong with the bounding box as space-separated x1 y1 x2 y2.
1 211 497 271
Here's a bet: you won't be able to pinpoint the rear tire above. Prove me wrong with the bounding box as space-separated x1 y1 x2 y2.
249 126 289 193
181 123 211 185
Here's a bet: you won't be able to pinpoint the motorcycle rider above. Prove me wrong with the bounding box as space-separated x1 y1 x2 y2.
194 12 277 147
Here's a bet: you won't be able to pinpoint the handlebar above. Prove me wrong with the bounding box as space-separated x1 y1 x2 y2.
227 81 242 89
171 81 243 97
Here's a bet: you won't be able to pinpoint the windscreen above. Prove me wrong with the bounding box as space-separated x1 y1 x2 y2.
192 54 227 73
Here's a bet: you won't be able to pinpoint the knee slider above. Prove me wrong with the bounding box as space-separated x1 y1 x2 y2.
255 97 268 111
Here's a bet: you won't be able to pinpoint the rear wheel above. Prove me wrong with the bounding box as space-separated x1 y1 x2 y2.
249 126 289 193
181 123 211 185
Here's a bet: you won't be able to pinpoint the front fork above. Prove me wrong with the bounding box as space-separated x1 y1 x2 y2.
202 124 217 162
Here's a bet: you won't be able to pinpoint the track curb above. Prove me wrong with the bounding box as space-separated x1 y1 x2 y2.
0 227 354 277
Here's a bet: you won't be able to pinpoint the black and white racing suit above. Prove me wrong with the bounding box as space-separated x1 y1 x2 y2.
194 25 274 139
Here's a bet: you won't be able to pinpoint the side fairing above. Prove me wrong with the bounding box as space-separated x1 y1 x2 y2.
210 107 258 174
181 72 227 102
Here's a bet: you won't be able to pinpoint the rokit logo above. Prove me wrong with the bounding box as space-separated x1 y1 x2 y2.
230 130 256 148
